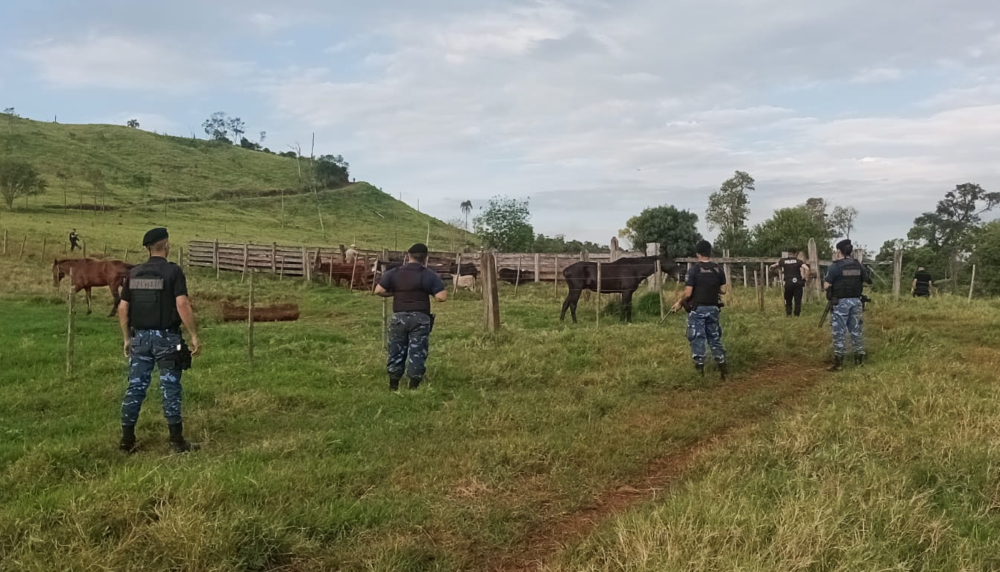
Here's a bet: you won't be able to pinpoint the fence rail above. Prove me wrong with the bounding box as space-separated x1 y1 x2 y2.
186 240 835 286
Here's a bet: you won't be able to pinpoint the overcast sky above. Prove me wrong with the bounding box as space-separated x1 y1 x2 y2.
3 0 999 251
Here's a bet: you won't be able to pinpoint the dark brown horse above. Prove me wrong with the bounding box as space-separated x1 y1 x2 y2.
560 254 680 323
53 258 133 316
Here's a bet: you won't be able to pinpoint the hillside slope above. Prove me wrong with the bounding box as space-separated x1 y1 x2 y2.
0 117 472 251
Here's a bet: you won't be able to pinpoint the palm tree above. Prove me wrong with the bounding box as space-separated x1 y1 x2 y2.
460 200 473 231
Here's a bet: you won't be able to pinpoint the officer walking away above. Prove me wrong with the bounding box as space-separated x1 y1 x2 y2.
770 247 811 317
670 240 728 379
117 228 201 453
374 243 447 391
912 266 933 297
69 229 81 251
823 239 872 371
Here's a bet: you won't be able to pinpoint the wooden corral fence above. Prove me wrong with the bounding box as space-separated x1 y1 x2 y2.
186 239 838 290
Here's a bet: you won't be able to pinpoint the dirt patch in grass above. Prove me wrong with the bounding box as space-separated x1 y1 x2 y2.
484 361 829 572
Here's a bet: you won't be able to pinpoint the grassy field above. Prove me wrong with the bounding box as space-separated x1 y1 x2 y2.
4 248 998 571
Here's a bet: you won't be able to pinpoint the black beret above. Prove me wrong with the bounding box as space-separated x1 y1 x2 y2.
142 227 169 247
408 243 429 255
695 240 712 256
836 239 852 254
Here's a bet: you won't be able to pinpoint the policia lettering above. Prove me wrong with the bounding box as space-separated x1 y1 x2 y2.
117 227 201 454
375 243 448 391
671 240 728 379
823 239 872 371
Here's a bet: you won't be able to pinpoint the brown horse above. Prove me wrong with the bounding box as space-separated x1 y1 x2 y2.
53 258 133 316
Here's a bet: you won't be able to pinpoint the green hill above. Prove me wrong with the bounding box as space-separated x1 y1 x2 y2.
0 116 472 252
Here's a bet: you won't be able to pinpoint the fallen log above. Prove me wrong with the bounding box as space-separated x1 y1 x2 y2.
222 302 300 322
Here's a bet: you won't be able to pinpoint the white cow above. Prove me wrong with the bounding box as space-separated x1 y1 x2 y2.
456 275 477 292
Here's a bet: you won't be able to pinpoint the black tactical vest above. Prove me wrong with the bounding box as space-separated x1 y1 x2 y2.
914 271 931 295
392 265 431 314
830 259 864 299
128 262 180 330
781 257 803 283
691 262 724 307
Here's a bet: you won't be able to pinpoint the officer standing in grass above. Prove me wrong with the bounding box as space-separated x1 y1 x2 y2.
117 228 201 453
823 239 871 371
69 229 81 251
670 240 728 379
770 247 811 317
912 266 933 297
374 243 447 391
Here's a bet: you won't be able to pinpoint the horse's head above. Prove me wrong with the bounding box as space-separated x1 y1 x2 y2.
52 260 66 287
656 251 682 278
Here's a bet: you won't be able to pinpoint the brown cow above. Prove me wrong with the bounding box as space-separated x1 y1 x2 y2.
53 258 133 316
315 260 372 290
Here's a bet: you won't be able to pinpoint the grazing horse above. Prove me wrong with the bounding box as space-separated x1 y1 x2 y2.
560 255 680 323
52 258 133 316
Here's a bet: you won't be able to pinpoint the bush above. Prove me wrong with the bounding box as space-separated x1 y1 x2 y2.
602 292 662 318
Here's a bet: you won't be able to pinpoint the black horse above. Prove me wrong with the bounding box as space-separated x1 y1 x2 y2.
560 255 680 323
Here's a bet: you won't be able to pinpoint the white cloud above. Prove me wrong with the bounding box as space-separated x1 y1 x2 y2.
850 67 904 84
21 35 251 92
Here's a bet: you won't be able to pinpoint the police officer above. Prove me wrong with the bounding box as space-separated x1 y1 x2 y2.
823 239 871 371
912 266 933 297
770 247 811 317
345 244 359 264
117 228 201 453
69 229 81 251
374 243 447 391
670 240 728 378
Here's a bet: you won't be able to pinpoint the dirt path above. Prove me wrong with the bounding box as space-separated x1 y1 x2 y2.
484 361 829 572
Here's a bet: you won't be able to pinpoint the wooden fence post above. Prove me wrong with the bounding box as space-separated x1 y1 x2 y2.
241 243 249 283
656 259 665 320
65 268 75 378
743 265 748 288
554 255 560 297
103 244 108 257
454 253 462 295
969 264 977 302
382 297 389 351
2 229 6 255
892 249 903 299
214 239 220 280
754 270 764 312
18 235 27 259
179 246 184 269
646 243 660 292
349 257 357 290
534 253 541 282
42 237 47 260
248 269 255 368
279 258 285 281
514 256 523 297
271 242 277 274
481 252 501 333
808 238 821 297
124 247 129 263
596 261 602 328
82 241 86 258
302 247 311 281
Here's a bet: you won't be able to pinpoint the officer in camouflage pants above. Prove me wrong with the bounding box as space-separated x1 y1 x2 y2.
375 243 447 391
671 240 729 379
823 239 871 371
121 329 185 427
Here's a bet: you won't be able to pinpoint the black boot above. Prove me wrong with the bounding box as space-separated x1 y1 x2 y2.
408 378 422 390
695 363 705 376
168 422 198 453
718 362 729 380
119 424 137 454
389 377 401 391
855 354 866 366
828 355 844 372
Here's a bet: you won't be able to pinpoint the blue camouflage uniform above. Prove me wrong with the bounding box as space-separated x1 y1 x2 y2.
685 262 727 367
119 256 189 426
824 258 869 358
379 262 446 390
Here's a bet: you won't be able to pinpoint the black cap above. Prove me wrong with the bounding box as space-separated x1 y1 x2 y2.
142 227 169 247
408 243 428 255
836 239 853 255
695 240 712 257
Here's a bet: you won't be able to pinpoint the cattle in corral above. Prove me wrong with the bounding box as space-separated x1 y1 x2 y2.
498 268 534 284
316 261 372 290
455 275 477 292
52 258 133 316
560 254 681 323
